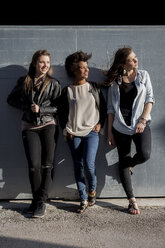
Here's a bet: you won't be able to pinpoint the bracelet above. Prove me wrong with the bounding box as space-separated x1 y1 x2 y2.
141 117 147 122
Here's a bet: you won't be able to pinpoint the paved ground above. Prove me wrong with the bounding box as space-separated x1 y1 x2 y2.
0 198 165 248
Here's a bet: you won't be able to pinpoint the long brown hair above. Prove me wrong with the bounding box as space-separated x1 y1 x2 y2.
24 50 51 94
105 46 133 85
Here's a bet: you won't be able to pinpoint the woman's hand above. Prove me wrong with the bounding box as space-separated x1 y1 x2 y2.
31 104 40 113
93 123 101 132
135 122 145 134
107 131 115 146
67 132 74 140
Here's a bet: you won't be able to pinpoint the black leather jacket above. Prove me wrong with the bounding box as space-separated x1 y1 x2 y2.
7 76 61 126
58 81 107 131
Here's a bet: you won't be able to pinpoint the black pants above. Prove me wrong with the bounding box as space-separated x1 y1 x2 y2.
112 124 151 199
22 124 58 203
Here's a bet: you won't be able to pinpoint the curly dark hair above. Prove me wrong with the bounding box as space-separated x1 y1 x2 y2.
65 50 92 77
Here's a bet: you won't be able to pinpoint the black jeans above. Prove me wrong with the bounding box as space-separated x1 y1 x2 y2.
22 124 58 203
112 124 151 199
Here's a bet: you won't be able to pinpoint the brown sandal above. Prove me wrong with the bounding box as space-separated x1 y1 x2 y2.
88 190 96 206
128 200 140 215
77 200 88 213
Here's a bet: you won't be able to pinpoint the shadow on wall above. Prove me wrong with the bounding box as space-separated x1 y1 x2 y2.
152 118 165 145
1 64 120 200
0 65 30 200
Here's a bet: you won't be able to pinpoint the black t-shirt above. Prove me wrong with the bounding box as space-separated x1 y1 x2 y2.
119 81 137 126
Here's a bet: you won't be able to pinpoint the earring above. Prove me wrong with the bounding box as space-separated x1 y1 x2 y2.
123 69 127 75
118 75 122 85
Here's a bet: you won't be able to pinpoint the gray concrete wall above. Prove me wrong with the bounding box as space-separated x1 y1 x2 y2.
0 25 164 199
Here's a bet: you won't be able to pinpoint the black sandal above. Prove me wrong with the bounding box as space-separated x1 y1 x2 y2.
128 200 140 215
88 190 96 206
77 200 88 213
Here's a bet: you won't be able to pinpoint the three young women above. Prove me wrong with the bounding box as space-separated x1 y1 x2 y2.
7 47 154 216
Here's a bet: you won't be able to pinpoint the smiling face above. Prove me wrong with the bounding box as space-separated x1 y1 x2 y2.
73 61 89 80
35 55 51 77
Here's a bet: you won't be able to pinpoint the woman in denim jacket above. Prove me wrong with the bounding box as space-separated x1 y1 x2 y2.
105 47 155 215
58 50 106 213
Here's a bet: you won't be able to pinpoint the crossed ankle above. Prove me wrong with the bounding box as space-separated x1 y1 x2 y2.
88 190 96 197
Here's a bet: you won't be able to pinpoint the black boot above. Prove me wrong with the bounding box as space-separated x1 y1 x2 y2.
32 202 46 218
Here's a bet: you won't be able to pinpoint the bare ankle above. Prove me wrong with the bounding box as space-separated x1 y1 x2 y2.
129 197 136 203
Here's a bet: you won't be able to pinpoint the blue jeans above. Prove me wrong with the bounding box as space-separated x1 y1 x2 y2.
67 131 99 201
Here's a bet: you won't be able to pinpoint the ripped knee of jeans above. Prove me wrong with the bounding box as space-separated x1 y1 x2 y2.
42 165 53 169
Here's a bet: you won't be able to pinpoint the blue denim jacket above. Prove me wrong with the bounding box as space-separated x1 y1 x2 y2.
107 70 155 135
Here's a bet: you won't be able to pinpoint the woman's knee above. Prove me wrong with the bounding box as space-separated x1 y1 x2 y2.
139 150 151 163
132 150 151 166
29 166 40 175
42 165 53 172
84 159 95 171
